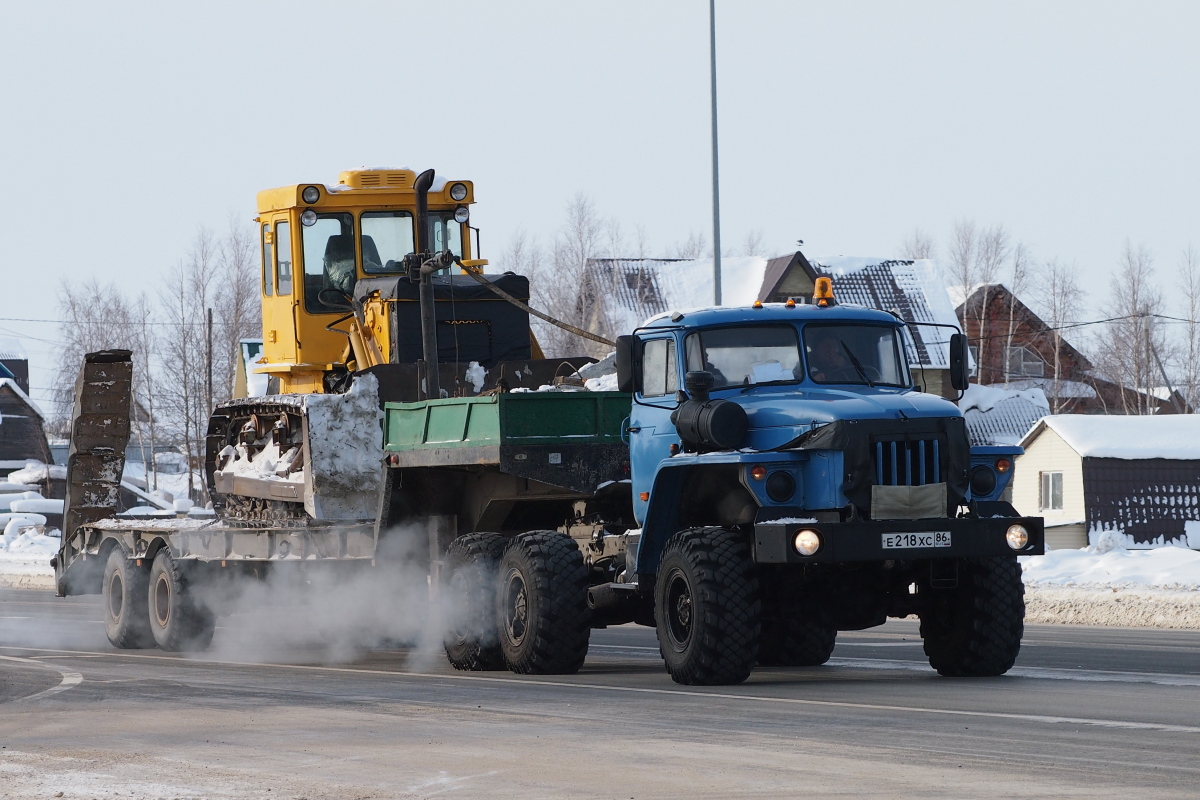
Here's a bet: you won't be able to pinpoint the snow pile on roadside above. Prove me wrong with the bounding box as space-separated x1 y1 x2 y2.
1022 541 1200 629
0 520 57 590
1022 542 1200 590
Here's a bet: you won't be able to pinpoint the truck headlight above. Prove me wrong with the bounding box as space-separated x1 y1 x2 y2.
794 529 821 556
1006 524 1029 550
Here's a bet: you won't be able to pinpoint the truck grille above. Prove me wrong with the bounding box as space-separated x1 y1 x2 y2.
874 439 941 486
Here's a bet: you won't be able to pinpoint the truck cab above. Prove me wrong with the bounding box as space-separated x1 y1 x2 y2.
613 286 1044 685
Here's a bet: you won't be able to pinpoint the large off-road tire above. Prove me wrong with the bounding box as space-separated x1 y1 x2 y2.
102 548 154 649
443 532 510 671
148 550 216 652
496 531 591 675
919 556 1024 677
655 528 760 685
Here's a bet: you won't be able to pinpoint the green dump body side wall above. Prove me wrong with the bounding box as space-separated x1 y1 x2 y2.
383 392 632 453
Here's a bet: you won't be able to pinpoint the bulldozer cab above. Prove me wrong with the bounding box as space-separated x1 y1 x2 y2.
256 169 485 394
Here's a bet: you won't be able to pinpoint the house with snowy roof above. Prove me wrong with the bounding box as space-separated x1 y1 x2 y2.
1014 415 1200 550
0 377 52 477
952 284 1187 415
0 337 30 394
588 251 964 399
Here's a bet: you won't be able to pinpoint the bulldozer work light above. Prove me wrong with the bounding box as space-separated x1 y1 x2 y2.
301 209 318 227
449 182 468 201
454 205 470 224
794 529 821 556
1006 524 1029 550
302 186 321 204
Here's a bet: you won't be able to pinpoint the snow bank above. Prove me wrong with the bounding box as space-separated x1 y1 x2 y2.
1021 542 1200 628
5 461 65 484
0 520 57 590
0 491 43 511
1033 414 1200 459
959 383 1049 414
1022 542 1200 590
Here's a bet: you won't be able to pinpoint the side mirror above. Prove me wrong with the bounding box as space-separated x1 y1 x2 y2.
949 332 970 391
615 335 638 393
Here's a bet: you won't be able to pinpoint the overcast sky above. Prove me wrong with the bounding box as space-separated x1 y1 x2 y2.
3 1 1199 403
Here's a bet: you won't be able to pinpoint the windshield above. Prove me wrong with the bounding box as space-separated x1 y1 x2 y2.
301 212 355 314
361 211 414 274
684 325 802 388
803 324 909 387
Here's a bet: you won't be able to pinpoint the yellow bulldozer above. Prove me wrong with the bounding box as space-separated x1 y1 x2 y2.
206 167 593 526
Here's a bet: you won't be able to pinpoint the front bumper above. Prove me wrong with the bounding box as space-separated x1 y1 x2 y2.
753 516 1044 564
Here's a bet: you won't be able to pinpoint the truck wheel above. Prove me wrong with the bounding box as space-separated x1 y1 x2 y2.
103 548 154 649
655 528 760 685
496 531 591 675
147 551 216 652
919 556 1024 677
443 532 509 671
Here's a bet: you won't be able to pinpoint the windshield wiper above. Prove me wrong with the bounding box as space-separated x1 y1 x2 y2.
840 342 875 387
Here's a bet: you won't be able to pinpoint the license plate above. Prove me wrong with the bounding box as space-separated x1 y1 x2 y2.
882 531 952 549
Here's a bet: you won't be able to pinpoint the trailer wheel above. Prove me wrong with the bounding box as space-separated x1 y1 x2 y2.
147 551 216 652
655 527 760 685
103 548 154 649
919 556 1024 677
496 531 591 675
443 532 509 671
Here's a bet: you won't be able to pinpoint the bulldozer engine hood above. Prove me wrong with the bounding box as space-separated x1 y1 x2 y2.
355 273 533 368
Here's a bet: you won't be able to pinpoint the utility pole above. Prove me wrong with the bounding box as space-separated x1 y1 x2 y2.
206 307 213 413
1147 314 1184 414
709 0 722 306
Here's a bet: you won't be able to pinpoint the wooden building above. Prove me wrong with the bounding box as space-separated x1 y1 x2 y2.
0 377 52 477
1014 415 1200 550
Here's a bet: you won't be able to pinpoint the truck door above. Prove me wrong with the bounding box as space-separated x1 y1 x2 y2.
630 336 682 524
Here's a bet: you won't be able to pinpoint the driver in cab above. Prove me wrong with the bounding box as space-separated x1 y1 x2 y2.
807 332 859 383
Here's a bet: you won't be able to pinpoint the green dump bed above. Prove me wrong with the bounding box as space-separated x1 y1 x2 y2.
383 391 632 494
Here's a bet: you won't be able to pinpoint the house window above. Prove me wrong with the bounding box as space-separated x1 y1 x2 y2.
1006 345 1045 378
968 345 979 377
1040 471 1063 511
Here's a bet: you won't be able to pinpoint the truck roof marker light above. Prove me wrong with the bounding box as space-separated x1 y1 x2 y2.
640 492 650 501
995 457 1012 473
814 277 835 307
785 298 796 308
753 300 763 309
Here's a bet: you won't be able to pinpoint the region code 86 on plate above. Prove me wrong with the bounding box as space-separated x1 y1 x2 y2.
882 531 952 549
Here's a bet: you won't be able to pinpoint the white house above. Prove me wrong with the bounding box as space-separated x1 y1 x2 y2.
1014 415 1200 550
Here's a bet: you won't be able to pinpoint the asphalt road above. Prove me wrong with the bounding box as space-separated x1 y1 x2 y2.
2 586 1199 799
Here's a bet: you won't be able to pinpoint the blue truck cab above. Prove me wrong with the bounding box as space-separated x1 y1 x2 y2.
612 289 1043 685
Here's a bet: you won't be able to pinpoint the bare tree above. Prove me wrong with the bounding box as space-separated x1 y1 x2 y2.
899 228 937 260
1092 242 1166 415
1036 257 1085 413
158 229 220 500
973 224 1011 377
947 218 978 312
1177 245 1200 411
740 229 766 258
672 230 708 259
1003 242 1033 385
526 195 607 358
52 279 137 436
212 216 262 405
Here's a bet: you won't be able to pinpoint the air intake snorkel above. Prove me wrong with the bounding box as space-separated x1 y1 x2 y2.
670 371 749 453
